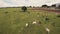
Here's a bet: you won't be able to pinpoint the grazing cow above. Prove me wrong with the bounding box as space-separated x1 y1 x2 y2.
25 23 29 27
21 6 27 12
45 27 50 34
32 21 37 24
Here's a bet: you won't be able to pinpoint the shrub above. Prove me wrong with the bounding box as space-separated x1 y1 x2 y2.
52 22 55 26
38 21 41 24
5 12 8 14
45 17 49 21
57 15 60 17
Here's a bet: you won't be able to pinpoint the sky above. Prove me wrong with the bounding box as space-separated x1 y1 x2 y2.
0 0 60 7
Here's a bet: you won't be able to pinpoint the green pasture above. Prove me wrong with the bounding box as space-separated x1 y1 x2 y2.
0 7 60 34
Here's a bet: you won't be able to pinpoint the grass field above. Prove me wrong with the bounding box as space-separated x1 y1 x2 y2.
0 7 60 34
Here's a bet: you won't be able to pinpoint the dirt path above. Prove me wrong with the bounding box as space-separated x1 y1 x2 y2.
30 8 60 13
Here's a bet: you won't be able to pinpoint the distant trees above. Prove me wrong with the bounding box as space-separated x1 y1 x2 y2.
58 5 60 9
30 6 32 8
41 4 48 8
51 4 56 7
51 4 60 9
41 4 60 9
21 6 27 12
50 4 56 9
41 4 51 8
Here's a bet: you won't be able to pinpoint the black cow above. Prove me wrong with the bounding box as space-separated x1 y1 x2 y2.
21 6 27 12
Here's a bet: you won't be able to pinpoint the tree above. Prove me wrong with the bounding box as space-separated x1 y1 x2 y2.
21 6 27 12
58 5 60 9
30 6 32 8
41 4 48 8
51 4 56 7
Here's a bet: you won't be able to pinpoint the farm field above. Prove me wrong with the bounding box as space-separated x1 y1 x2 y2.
0 7 60 34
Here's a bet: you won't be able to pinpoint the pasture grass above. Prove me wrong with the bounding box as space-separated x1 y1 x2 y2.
0 7 60 34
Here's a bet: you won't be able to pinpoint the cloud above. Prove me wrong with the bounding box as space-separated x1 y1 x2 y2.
3 0 18 5
0 0 60 7
0 0 11 7
0 0 19 7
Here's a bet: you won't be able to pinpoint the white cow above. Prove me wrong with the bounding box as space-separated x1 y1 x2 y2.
45 27 50 34
25 23 28 27
32 21 37 24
